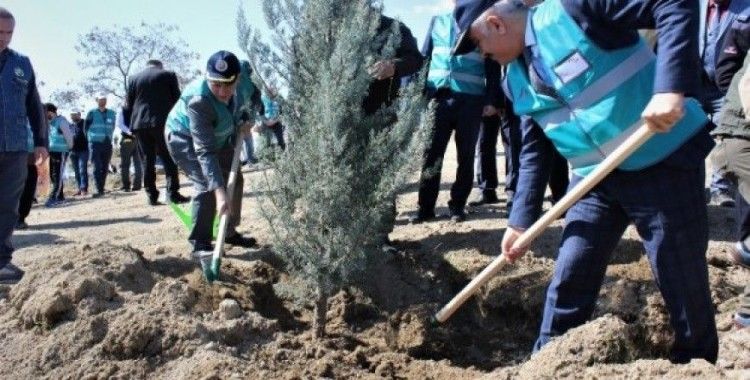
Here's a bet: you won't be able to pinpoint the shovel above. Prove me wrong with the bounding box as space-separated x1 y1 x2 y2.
199 133 246 283
434 124 655 323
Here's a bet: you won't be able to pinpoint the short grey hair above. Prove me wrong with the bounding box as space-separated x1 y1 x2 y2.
489 0 530 20
0 7 14 21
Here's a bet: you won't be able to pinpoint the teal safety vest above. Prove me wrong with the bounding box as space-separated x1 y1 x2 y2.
86 108 115 144
262 94 280 120
166 79 236 148
49 115 69 153
426 13 487 96
506 0 707 176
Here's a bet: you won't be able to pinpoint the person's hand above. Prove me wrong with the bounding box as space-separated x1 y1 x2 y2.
641 92 685 133
482 105 499 117
501 226 528 263
369 60 396 80
215 188 230 216
34 147 48 166
240 122 253 137
252 123 264 134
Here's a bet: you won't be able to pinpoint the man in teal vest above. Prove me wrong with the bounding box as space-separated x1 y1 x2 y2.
453 0 718 363
166 51 258 254
411 1 501 224
84 94 116 197
44 103 71 206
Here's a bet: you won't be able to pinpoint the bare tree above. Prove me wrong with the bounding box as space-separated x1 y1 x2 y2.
47 85 85 112
75 22 201 100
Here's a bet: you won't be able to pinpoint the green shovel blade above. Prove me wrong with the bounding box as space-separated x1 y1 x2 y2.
169 201 221 238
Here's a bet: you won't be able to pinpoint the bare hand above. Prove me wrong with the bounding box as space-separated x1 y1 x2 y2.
34 147 49 166
240 122 253 137
368 60 396 80
215 188 230 216
641 93 685 133
252 123 264 134
482 105 499 117
501 226 528 263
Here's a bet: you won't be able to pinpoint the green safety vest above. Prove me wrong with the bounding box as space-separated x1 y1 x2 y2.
167 79 237 148
48 116 69 153
426 13 487 96
86 108 115 143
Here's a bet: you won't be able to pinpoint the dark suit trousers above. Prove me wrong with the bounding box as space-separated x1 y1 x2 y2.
417 93 483 213
534 162 718 364
475 114 500 195
135 128 180 200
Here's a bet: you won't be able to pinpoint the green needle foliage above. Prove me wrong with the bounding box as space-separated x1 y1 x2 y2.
238 0 433 337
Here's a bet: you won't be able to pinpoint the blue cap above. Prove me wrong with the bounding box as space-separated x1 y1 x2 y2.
206 50 241 83
452 0 497 56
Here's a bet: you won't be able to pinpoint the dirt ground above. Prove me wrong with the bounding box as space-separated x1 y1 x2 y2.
0 142 748 379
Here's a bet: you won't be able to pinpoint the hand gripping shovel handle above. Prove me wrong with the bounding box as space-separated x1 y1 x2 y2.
206 134 246 282
434 125 655 323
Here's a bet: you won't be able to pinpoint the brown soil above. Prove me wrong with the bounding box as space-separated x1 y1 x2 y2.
0 147 748 379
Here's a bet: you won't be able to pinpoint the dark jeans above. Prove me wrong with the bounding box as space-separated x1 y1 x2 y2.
534 162 718 364
135 128 181 201
120 137 143 190
18 160 37 223
0 152 28 268
69 150 89 192
475 114 500 195
418 93 484 214
90 142 113 194
49 151 68 201
269 122 286 150
167 132 242 247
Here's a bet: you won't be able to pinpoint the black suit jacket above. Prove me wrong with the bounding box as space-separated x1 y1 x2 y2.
124 66 181 131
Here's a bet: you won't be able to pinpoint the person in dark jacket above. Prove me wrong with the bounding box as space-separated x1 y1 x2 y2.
716 51 750 329
0 7 48 284
124 59 189 206
362 15 424 115
68 111 89 196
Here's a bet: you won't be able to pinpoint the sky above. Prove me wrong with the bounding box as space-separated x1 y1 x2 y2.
4 0 453 110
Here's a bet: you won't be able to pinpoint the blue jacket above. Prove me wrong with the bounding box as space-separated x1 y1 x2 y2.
508 0 716 229
0 48 47 152
697 0 750 114
716 6 750 92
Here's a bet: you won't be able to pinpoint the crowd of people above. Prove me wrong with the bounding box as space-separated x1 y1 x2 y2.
0 0 749 367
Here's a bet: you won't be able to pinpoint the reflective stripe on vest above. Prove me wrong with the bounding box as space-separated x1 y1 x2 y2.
87 109 115 143
166 79 236 147
426 13 486 95
506 0 707 176
49 116 69 152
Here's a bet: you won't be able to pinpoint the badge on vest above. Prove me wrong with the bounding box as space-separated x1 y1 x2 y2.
554 51 590 85
14 67 24 78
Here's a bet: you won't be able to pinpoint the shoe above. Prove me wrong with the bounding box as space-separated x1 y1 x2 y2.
92 192 104 198
408 211 436 224
711 191 735 208
149 198 163 206
468 192 501 206
16 221 28 230
132 187 142 192
450 210 466 223
224 234 257 248
119 187 131 192
44 199 58 208
0 263 25 285
169 193 191 204
729 242 750 269
80 190 88 197
73 190 82 196
734 313 750 329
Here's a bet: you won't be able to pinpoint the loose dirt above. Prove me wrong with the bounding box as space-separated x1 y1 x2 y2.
0 146 747 379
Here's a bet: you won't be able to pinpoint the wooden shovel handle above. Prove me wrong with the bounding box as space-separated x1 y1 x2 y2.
434 125 655 323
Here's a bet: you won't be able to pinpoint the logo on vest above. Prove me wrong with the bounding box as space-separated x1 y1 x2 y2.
14 67 24 78
554 51 590 85
214 59 229 73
